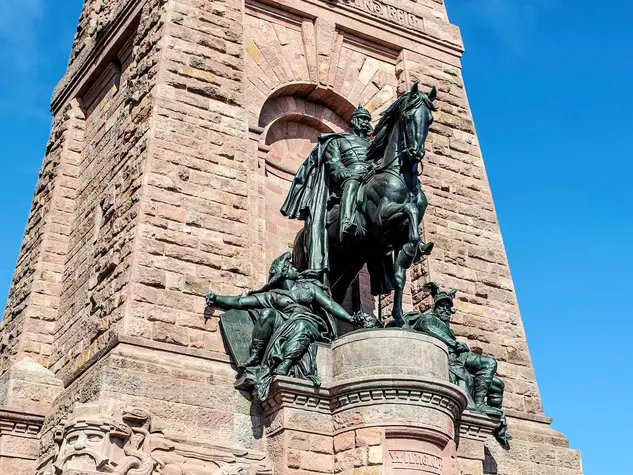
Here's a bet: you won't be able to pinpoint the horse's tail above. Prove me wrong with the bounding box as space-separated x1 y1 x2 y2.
291 227 309 272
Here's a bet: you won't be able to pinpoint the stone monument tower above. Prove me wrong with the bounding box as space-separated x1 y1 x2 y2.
0 0 583 474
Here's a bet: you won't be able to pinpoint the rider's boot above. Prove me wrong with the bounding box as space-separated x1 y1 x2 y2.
340 179 360 242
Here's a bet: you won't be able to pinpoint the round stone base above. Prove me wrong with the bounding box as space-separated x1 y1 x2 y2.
263 329 468 474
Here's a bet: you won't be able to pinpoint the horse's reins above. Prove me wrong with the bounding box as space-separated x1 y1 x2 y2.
372 116 421 193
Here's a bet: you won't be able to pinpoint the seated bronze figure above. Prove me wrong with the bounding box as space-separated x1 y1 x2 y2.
207 253 379 401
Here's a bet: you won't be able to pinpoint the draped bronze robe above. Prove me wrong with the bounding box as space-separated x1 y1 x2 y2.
280 134 343 273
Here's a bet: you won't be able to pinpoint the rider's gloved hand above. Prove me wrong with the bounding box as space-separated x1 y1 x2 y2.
338 169 352 181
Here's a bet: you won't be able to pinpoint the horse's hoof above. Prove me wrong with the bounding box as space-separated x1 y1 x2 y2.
414 242 434 263
420 242 434 256
386 317 408 329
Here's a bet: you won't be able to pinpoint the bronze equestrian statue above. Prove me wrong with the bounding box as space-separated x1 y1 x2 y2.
282 82 437 326
206 253 379 401
280 106 374 270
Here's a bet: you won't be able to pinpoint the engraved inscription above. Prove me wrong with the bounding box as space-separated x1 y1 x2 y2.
339 0 422 31
389 450 443 470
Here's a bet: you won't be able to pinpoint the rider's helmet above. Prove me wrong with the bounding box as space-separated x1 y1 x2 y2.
351 106 372 121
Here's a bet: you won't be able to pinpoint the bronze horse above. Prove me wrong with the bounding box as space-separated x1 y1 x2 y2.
293 82 437 326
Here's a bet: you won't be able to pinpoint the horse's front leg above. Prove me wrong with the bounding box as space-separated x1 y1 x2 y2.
388 245 418 327
388 202 421 327
414 189 433 260
405 201 420 244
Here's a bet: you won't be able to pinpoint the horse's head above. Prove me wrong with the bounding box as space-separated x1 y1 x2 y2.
368 82 437 171
400 82 437 165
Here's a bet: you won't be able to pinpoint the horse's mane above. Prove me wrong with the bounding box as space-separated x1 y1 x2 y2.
367 89 436 164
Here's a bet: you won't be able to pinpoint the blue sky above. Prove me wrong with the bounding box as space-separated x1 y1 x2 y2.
0 1 631 473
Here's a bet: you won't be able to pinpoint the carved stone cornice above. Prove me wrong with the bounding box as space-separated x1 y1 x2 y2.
151 430 273 473
261 374 468 438
505 408 553 425
331 376 466 420
248 0 464 61
0 407 45 438
260 377 333 415
457 410 501 442
263 375 466 413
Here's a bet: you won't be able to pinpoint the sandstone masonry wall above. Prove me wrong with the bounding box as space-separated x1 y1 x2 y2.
0 0 583 474
403 53 545 417
125 0 252 354
49 0 167 385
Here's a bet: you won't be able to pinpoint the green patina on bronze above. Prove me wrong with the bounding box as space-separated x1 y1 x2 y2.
219 310 254 366
283 82 436 324
208 253 379 402
281 105 373 264
204 85 512 441
404 282 512 447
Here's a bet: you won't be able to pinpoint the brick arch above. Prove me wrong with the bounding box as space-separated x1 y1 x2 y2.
257 84 357 127
245 9 400 125
257 93 350 179
259 101 346 183
258 91 350 132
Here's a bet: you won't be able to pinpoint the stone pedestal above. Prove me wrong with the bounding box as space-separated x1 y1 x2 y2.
262 329 467 474
455 411 503 475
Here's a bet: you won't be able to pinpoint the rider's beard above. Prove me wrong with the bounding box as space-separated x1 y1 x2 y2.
352 119 371 138
436 308 452 323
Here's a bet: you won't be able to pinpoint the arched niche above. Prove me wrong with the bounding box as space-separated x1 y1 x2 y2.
256 94 348 266
255 89 374 316
258 83 357 128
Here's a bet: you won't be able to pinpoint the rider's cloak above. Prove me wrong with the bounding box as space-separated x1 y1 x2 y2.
280 133 342 272
281 133 396 296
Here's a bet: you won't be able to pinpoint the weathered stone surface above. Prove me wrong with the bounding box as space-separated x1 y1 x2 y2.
0 0 582 473
328 329 449 382
263 331 465 475
0 358 62 414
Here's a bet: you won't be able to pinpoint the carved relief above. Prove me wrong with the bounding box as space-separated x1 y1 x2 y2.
151 431 273 475
389 450 444 472
384 428 456 475
39 401 154 475
38 400 273 475
338 0 422 31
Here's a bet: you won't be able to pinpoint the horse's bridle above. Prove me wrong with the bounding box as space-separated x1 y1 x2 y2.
402 107 425 163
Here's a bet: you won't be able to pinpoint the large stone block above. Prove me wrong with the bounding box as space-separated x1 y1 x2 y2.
327 329 449 382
